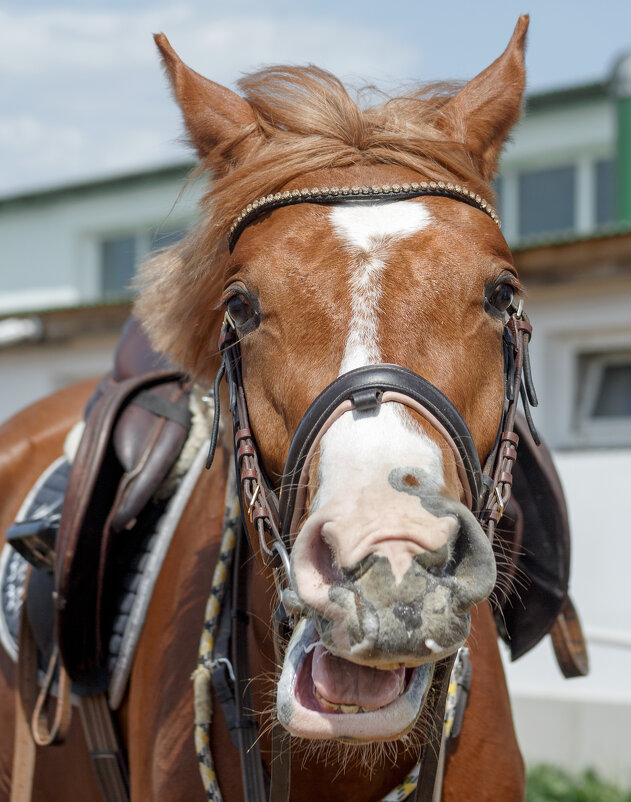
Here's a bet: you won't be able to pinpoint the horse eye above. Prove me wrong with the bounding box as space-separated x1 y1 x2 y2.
226 293 256 327
489 283 515 313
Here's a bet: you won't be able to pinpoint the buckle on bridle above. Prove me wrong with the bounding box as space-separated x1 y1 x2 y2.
247 483 260 521
494 486 506 520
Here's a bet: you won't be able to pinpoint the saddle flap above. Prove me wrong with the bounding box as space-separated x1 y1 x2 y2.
54 368 189 690
111 382 191 530
493 413 587 671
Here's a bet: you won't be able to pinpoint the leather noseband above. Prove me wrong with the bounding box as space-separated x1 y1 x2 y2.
279 364 484 539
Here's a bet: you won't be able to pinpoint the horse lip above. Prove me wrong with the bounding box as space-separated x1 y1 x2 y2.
276 618 434 742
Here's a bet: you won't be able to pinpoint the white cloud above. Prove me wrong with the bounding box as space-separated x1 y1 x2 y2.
0 5 418 82
0 3 424 195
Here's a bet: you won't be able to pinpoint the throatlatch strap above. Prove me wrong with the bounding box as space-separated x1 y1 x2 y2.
232 528 267 802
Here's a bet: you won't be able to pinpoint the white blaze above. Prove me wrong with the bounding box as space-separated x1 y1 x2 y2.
330 201 433 373
312 201 444 512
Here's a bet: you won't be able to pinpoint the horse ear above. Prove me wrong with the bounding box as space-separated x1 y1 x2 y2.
442 15 529 180
154 33 258 168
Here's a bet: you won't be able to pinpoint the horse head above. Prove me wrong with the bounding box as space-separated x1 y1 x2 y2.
138 16 529 746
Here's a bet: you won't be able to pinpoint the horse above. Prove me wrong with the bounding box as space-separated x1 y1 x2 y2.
0 14 533 801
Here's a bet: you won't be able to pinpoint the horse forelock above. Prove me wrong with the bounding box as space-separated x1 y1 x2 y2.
205 66 494 240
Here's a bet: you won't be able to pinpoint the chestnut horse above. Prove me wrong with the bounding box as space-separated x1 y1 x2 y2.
0 15 531 802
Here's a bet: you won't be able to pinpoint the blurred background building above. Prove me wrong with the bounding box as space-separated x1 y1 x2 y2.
1 53 630 782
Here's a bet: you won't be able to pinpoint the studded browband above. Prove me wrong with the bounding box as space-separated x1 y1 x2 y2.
228 181 501 251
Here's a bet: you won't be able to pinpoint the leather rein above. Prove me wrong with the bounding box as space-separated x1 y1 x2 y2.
203 184 539 802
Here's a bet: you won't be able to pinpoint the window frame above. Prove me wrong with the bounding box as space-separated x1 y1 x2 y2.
543 329 631 450
575 350 631 442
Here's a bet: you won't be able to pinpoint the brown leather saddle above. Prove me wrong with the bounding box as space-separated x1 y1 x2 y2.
54 316 193 691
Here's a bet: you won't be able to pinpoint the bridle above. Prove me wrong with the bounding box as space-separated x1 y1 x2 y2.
203 183 539 802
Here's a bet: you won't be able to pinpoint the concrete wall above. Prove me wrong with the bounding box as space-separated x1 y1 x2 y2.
505 447 631 781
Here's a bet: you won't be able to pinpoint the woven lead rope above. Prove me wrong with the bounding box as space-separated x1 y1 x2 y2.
380 763 421 802
193 467 240 802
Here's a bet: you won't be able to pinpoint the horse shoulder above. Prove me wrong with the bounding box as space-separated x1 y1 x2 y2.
126 447 242 802
0 379 101 802
444 601 525 801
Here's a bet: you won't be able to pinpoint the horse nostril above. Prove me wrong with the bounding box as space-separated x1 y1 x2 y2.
414 542 451 572
392 600 423 629
313 526 343 585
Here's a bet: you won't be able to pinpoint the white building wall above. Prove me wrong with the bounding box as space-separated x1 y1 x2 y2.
503 98 615 168
503 282 631 781
0 171 202 314
0 334 119 424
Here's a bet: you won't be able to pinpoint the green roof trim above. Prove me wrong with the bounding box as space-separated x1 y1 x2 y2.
0 161 197 209
512 221 631 252
525 80 608 112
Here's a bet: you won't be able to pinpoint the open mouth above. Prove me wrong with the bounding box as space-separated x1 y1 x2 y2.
276 619 434 742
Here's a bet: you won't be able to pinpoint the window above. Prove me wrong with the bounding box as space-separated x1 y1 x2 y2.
518 166 575 238
98 225 188 302
100 235 137 300
596 159 616 226
575 350 631 446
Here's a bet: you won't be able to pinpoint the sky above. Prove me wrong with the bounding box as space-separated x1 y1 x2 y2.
2 0 631 197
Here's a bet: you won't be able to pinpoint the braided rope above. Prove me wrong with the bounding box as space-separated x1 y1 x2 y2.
380 763 421 802
193 467 239 802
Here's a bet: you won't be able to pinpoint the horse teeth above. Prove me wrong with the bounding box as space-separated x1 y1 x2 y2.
314 687 340 711
313 686 360 714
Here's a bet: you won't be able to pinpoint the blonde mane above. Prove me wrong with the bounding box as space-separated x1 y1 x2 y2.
137 65 496 379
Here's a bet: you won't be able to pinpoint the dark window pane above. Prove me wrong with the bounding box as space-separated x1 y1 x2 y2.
593 363 631 417
518 166 575 237
101 235 137 299
596 159 616 225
